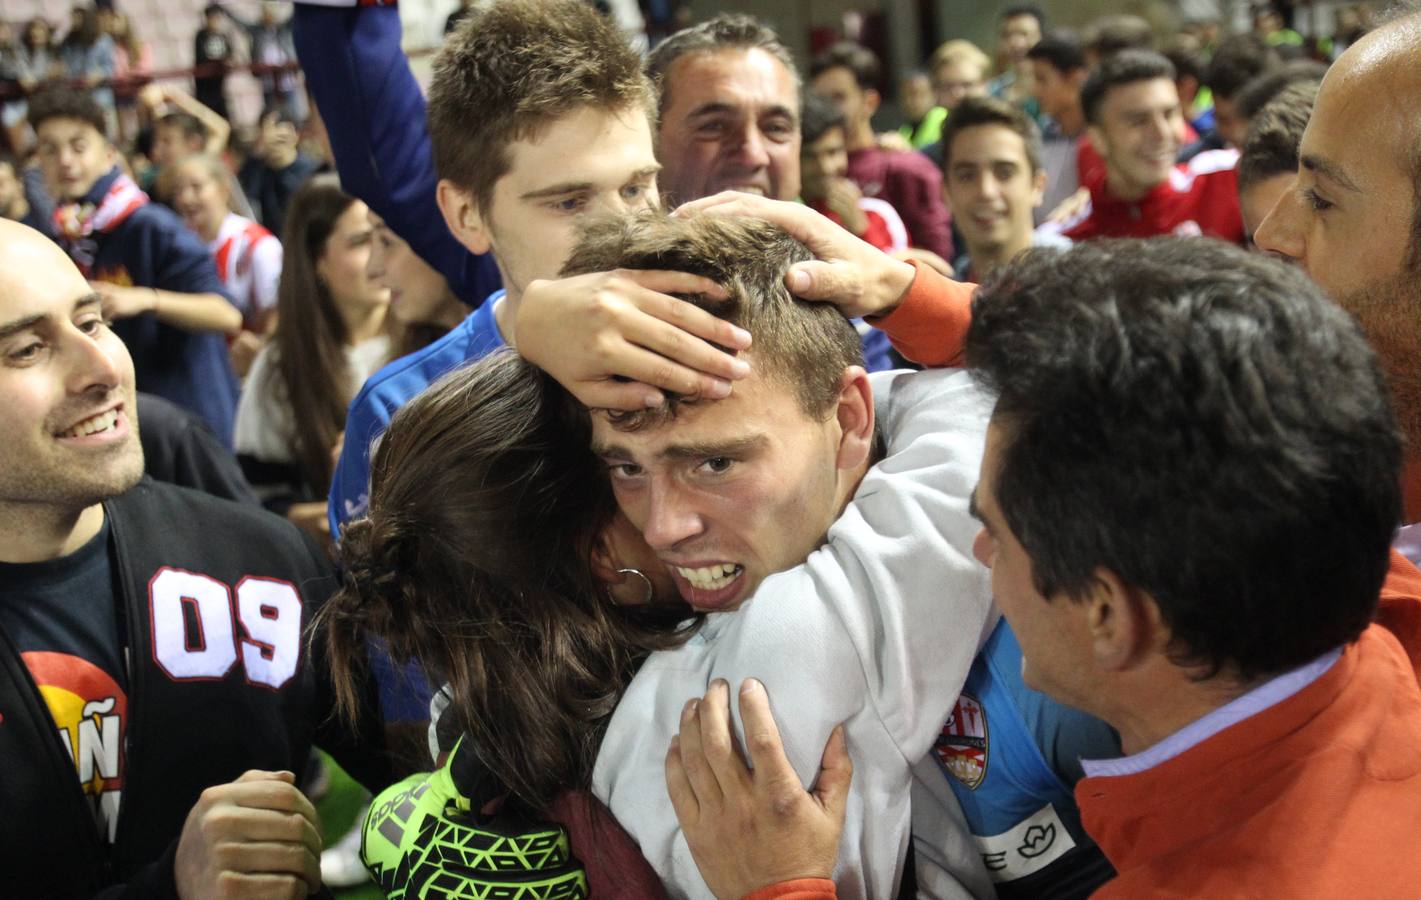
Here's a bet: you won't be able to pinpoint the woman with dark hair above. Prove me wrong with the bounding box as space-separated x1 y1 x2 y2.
324 351 686 896
234 176 389 537
58 6 115 129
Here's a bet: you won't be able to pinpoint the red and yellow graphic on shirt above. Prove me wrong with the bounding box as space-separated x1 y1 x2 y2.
22 651 127 839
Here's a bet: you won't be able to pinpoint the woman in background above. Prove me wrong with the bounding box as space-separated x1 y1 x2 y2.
234 176 389 540
367 210 466 359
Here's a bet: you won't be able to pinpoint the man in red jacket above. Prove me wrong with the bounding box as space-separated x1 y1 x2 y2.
1048 49 1244 243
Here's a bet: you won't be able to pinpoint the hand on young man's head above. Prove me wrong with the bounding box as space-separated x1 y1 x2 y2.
517 269 750 411
673 192 919 318
524 193 927 413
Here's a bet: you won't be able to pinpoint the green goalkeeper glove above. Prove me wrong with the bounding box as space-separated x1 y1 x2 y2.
361 735 589 899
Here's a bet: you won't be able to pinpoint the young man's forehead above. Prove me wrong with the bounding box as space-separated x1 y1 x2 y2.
504 107 657 177
951 125 1030 164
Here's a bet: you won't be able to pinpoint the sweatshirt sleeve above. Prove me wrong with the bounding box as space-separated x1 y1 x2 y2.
742 879 838 900
866 260 975 368
291 3 500 307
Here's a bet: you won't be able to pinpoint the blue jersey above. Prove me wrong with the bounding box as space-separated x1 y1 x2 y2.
930 620 1119 898
328 294 505 537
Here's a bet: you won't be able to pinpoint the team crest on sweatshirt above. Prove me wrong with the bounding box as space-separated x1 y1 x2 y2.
935 693 988 790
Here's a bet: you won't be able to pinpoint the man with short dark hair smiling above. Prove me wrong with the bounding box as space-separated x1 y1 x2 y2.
938 95 1062 282
648 14 804 206
1052 50 1244 242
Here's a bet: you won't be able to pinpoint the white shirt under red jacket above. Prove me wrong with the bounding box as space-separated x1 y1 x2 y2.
209 212 282 330
1048 149 1244 244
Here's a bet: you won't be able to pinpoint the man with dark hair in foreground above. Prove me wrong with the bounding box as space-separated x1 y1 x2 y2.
665 237 1421 899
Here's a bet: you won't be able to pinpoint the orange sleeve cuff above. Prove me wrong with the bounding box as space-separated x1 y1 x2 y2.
867 259 976 368
740 878 838 900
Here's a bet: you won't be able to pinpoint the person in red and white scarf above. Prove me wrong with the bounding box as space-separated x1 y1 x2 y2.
163 153 282 376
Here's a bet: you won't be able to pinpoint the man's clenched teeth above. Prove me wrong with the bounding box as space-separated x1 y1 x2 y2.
60 409 119 438
675 563 744 590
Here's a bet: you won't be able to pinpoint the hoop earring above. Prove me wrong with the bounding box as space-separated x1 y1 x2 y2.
611 568 655 606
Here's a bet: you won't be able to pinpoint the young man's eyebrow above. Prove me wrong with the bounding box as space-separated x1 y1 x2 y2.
521 180 595 200
1301 153 1362 193
659 434 768 462
521 165 662 201
592 440 635 461
0 293 102 339
591 434 769 463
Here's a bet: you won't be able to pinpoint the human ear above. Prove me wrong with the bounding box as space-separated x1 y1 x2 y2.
1030 167 1048 208
832 366 874 472
436 178 492 255
589 538 619 583
863 88 882 118
1085 567 1161 673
